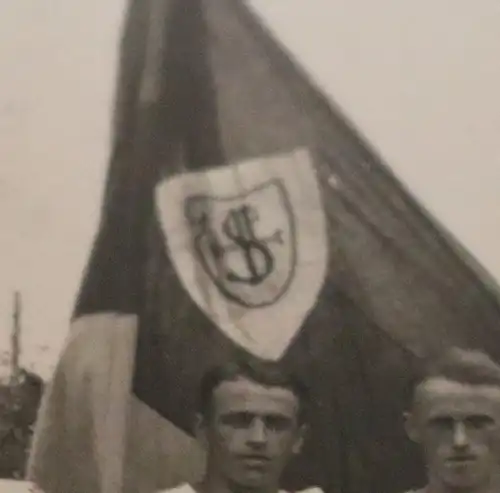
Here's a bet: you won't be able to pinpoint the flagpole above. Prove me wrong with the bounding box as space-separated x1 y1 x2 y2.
11 291 21 385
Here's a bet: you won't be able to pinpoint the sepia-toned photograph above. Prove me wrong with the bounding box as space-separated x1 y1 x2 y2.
1 1 500 492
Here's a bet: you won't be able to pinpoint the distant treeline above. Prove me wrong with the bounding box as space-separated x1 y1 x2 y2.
0 370 44 479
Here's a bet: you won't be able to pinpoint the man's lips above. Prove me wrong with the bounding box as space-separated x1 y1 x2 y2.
447 455 477 465
238 454 271 465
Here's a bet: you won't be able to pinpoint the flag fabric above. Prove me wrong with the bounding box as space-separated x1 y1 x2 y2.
28 1 500 493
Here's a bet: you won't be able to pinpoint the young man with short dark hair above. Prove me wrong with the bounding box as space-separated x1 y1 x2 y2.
404 347 500 493
157 358 319 493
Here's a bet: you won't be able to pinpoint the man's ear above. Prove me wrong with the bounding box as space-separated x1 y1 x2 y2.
194 413 208 449
292 423 308 455
404 411 420 443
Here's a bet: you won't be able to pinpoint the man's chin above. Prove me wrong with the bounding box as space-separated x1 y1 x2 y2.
231 473 272 490
444 472 483 490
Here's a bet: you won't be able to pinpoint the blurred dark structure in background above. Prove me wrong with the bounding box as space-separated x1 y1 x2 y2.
0 369 44 479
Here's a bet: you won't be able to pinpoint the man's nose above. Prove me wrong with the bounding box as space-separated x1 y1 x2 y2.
247 418 267 445
452 422 470 449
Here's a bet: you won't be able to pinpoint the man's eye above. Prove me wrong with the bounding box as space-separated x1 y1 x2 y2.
466 415 495 429
429 417 454 430
221 413 253 427
219 413 293 431
264 416 292 431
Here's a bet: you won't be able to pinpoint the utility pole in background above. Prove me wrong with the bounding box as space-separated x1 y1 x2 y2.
10 291 21 385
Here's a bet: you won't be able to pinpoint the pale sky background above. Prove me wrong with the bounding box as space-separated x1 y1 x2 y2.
0 0 499 380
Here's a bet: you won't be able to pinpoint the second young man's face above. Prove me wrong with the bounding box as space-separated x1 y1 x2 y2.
199 376 305 490
407 377 500 491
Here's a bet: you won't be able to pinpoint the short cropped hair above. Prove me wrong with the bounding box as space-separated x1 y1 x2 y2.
408 347 500 407
198 357 310 423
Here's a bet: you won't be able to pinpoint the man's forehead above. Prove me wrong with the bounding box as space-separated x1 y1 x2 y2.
212 376 299 411
415 377 500 414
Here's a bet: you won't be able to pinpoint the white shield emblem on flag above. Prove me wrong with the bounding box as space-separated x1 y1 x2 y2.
156 148 328 360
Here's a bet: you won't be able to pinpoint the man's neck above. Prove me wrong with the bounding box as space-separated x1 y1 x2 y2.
425 477 500 493
195 475 280 493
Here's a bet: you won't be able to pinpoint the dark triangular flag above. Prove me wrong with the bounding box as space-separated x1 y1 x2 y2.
28 1 500 493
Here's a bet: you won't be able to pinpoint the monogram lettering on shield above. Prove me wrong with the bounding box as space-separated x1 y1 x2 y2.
184 179 296 308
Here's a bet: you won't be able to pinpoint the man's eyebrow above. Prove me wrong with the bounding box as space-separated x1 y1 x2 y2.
220 411 253 416
465 414 495 422
427 413 495 421
427 415 453 421
220 410 292 417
